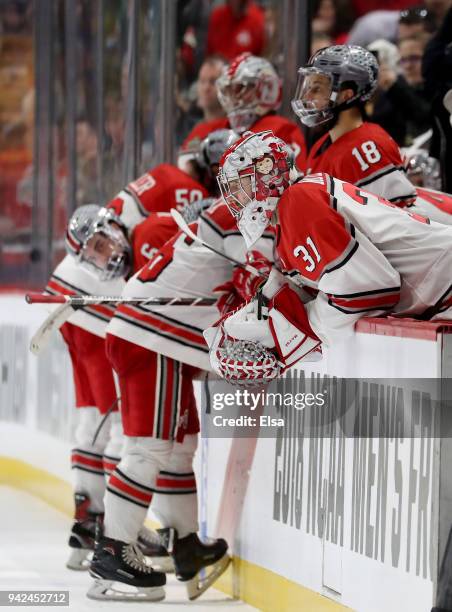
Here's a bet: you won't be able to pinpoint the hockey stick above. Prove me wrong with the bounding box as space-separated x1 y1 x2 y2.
170 208 266 278
26 293 216 355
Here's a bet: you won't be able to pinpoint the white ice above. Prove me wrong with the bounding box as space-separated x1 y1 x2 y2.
0 486 257 611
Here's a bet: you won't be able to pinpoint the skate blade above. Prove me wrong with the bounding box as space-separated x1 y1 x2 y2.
186 554 231 601
146 555 175 574
66 548 92 571
87 578 165 602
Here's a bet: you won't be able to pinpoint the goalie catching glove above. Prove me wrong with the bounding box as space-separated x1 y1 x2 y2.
204 283 322 386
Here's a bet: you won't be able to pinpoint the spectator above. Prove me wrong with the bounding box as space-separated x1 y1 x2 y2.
175 55 228 149
196 56 228 122
311 31 334 55
206 0 265 61
398 5 437 41
369 36 431 146
422 4 452 191
312 0 355 44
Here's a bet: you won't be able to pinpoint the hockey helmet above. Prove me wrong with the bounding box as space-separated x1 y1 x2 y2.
216 53 282 133
65 205 131 281
405 150 441 189
291 45 378 127
217 130 294 248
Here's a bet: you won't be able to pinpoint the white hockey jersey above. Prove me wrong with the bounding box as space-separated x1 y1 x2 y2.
274 174 452 347
106 199 275 371
46 255 125 337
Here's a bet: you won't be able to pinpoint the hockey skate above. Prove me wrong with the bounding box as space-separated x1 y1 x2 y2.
159 528 230 600
66 493 103 571
137 526 175 573
87 534 166 601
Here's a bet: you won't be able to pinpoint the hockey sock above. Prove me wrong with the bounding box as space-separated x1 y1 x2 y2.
104 436 172 542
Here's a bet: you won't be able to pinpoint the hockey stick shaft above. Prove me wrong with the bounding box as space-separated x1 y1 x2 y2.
26 293 216 306
28 293 216 355
170 208 267 278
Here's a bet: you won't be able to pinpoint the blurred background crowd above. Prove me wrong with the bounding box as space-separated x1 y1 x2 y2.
1 0 451 287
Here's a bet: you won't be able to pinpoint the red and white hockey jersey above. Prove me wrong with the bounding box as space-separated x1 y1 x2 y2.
304 122 416 207
274 173 452 347
107 163 209 232
106 199 275 371
411 186 452 226
46 213 180 337
182 113 307 172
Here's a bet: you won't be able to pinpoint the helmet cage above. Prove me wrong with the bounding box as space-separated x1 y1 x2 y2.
218 131 292 246
216 54 281 133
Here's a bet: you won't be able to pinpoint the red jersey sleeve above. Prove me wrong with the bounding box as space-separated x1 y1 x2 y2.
131 214 178 272
277 178 356 284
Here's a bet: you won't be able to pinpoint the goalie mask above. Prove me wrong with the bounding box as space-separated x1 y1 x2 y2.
291 45 378 127
217 130 294 248
216 53 281 133
66 205 131 281
405 150 441 190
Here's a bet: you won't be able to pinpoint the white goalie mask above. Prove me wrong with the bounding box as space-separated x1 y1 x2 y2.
216 53 281 133
66 205 131 281
217 130 294 248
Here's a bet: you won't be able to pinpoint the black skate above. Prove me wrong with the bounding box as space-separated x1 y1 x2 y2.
66 493 103 571
137 526 175 573
87 535 166 601
159 528 230 600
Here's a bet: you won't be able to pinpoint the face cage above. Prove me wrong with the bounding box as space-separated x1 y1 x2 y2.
218 167 256 219
217 78 262 132
291 67 337 127
78 225 131 281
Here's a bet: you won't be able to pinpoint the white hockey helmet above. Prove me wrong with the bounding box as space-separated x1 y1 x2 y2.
292 45 379 127
217 130 294 248
66 205 131 281
216 53 282 134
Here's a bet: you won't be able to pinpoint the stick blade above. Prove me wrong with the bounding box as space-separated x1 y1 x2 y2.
29 303 74 355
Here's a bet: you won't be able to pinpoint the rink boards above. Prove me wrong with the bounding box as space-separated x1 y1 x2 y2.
1 294 452 612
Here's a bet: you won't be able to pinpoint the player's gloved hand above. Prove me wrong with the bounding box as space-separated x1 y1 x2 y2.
212 280 244 316
204 284 322 385
232 251 272 301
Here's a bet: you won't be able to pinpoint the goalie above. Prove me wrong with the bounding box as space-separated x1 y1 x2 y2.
205 130 452 386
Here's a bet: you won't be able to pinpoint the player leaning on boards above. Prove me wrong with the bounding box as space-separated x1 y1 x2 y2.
84 132 238 603
43 130 235 581
205 131 452 386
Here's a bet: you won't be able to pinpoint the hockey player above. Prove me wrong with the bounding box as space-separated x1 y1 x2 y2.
207 130 452 385
83 132 238 602
181 52 306 169
47 130 233 573
292 45 417 206
54 206 174 572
